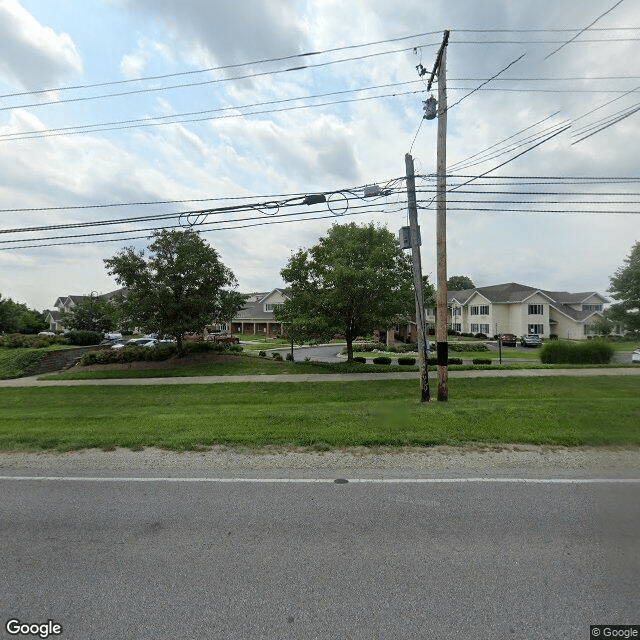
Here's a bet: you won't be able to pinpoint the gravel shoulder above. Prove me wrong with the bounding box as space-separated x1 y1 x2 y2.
1 445 638 479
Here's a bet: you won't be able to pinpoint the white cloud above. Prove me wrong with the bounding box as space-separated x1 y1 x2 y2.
0 0 82 89
2 0 639 311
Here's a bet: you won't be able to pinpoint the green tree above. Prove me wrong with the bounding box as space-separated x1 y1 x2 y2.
608 241 640 333
0 295 46 333
447 275 475 290
104 230 242 355
60 295 120 334
279 223 414 362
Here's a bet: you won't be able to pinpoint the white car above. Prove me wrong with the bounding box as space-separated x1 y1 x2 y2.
632 349 640 364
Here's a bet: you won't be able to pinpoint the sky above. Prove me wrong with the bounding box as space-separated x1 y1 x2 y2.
0 0 639 311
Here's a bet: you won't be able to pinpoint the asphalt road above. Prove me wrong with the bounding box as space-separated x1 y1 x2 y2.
2 471 638 640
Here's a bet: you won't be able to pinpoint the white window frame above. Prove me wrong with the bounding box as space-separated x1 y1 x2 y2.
528 324 544 335
528 304 544 315
470 305 489 316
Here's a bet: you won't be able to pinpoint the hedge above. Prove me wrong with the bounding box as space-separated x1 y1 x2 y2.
65 330 102 346
472 358 492 365
0 333 67 349
540 340 614 364
79 342 242 366
372 356 392 365
397 356 416 365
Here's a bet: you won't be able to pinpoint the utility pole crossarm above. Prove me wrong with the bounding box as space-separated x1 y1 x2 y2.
426 30 450 92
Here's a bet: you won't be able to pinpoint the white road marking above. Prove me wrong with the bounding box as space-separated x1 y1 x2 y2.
0 476 638 484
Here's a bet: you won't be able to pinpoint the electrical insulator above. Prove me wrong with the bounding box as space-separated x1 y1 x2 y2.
423 96 437 120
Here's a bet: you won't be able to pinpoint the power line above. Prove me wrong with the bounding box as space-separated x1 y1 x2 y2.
0 42 440 113
446 53 526 112
0 83 427 143
0 201 408 250
3 27 635 102
0 31 443 100
544 0 626 59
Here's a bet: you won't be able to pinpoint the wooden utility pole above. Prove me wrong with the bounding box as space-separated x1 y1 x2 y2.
429 30 449 402
405 153 429 402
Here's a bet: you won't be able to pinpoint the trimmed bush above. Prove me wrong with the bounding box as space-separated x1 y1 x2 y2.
372 356 392 365
448 358 463 365
271 352 283 361
540 340 614 364
472 358 492 365
285 352 294 361
65 330 102 346
258 350 267 357
449 343 489 352
352 356 367 363
397 356 416 365
0 333 67 349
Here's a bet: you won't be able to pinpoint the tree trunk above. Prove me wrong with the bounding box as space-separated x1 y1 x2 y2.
176 335 184 357
346 334 354 363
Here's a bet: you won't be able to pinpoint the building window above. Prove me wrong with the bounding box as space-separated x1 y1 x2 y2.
528 324 544 335
528 304 544 315
470 324 490 334
452 307 461 316
265 303 284 312
470 305 489 316
453 323 461 332
582 304 603 312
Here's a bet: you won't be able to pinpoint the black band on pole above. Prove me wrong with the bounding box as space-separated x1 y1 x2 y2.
437 341 448 367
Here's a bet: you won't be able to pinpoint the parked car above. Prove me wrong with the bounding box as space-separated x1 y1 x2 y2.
104 332 123 341
38 331 56 337
520 334 542 348
632 349 640 363
498 333 517 347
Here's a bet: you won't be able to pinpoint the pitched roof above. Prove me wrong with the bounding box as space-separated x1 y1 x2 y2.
448 283 608 318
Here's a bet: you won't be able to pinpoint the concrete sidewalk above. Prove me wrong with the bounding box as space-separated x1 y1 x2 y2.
1 367 639 387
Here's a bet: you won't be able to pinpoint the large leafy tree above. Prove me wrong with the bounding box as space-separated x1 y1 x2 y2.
104 230 242 355
447 275 475 290
278 223 414 362
608 241 640 333
60 295 120 334
0 295 47 333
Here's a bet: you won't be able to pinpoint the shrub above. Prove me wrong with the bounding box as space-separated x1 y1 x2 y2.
285 352 294 361
272 352 283 361
65 330 102 346
449 343 488 352
352 356 367 363
448 358 463 365
0 333 67 349
372 356 392 365
258 350 267 357
540 340 614 364
472 358 492 365
356 342 385 352
397 356 416 365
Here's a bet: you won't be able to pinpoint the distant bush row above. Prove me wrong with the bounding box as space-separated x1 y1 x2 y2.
354 342 418 353
352 356 463 366
79 342 242 365
540 340 614 364
0 330 104 349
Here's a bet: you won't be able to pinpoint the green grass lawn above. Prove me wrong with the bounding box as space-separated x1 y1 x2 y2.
1 376 638 451
41 358 419 380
